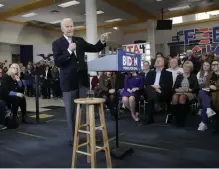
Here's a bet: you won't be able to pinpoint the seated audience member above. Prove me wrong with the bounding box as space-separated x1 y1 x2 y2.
151 52 168 69
198 59 219 132
197 61 211 88
0 63 30 124
144 57 173 124
140 61 150 77
91 72 101 90
167 58 184 86
171 61 199 127
98 72 116 112
121 72 144 121
182 50 200 74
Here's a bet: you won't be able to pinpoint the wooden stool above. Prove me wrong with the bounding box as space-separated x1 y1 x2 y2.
72 98 112 168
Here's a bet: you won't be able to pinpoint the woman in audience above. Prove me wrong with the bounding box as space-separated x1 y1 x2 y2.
198 59 219 131
98 72 116 113
0 63 29 123
121 72 144 122
171 61 199 127
167 58 184 86
197 61 211 88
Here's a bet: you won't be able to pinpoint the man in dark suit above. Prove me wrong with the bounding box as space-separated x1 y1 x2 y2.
52 18 110 146
144 57 173 123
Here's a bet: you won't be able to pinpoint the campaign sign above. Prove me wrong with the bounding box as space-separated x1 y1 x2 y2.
117 49 142 72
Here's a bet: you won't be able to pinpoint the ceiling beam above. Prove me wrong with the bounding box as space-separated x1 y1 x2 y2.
161 3 219 19
104 0 156 20
0 0 65 20
75 20 142 32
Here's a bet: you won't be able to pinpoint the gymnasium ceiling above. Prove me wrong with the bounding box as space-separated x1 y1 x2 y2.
0 0 219 32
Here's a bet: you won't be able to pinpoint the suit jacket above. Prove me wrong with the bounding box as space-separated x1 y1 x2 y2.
52 36 106 92
145 68 173 99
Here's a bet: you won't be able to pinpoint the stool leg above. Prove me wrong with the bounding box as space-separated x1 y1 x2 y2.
86 105 91 163
89 105 96 168
72 104 82 168
99 103 112 168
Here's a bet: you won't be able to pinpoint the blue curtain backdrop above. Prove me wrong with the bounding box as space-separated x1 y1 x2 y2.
20 45 33 66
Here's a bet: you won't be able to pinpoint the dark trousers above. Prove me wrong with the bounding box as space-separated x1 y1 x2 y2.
0 100 6 125
52 79 62 98
42 80 51 98
199 90 212 123
215 112 219 131
144 86 168 121
7 96 27 120
26 85 34 97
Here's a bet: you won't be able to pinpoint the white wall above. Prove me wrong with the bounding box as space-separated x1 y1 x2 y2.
0 43 20 66
0 21 62 45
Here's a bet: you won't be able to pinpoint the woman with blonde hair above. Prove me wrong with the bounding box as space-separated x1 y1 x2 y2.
0 63 30 124
171 61 199 126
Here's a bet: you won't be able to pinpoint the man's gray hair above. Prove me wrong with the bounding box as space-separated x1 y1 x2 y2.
60 18 73 29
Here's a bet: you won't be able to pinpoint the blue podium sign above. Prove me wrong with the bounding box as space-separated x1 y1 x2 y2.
117 49 142 71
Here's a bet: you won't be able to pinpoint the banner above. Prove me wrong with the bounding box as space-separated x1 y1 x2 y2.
117 49 142 71
122 43 151 62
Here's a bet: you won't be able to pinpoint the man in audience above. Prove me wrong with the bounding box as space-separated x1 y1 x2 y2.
144 57 173 123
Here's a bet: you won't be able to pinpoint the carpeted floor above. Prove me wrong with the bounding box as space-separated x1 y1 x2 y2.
0 108 219 168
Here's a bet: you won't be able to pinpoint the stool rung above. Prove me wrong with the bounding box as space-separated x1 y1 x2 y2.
95 126 104 130
76 150 91 156
78 130 90 134
78 142 89 148
80 124 89 127
96 146 105 153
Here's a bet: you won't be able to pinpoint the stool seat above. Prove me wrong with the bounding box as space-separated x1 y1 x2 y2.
74 98 105 104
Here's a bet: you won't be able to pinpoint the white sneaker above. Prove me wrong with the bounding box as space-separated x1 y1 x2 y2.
197 109 202 116
206 108 216 118
198 122 208 131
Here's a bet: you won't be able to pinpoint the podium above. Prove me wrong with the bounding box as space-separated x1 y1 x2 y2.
88 49 142 159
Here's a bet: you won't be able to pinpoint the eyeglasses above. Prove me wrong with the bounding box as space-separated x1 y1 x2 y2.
212 64 219 66
11 67 18 69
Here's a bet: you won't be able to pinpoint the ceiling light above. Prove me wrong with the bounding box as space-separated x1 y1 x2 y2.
21 13 38 17
168 5 190 11
156 0 162 1
0 4 4 7
113 27 119 30
105 18 122 23
50 20 62 24
58 0 80 8
206 10 219 16
84 10 104 15
96 10 104 14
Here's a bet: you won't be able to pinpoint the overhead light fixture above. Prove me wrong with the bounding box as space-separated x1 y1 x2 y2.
206 10 219 16
84 10 104 15
21 12 38 17
156 0 162 1
105 18 122 23
0 4 4 7
58 0 80 8
50 20 62 24
96 10 104 14
168 5 190 11
113 27 119 30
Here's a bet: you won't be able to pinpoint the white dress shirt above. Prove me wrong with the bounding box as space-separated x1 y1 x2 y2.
64 35 77 57
154 68 162 85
